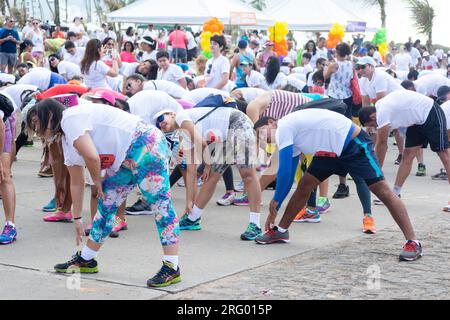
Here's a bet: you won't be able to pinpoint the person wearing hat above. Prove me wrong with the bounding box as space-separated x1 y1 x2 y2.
421 51 439 70
256 40 276 70
230 39 256 89
240 60 267 90
138 36 157 62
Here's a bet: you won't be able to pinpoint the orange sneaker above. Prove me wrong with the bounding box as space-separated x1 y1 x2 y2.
363 215 376 234
293 208 307 222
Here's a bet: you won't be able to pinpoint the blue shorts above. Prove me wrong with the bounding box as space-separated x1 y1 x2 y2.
307 130 385 186
48 72 67 89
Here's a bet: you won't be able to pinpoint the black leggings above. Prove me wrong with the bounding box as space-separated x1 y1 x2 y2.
170 164 235 191
15 122 29 155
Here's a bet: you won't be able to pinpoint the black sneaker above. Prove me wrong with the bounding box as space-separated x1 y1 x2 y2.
333 184 349 199
395 154 402 165
432 169 448 181
266 180 277 190
125 199 154 216
416 163 426 177
54 251 99 273
147 261 181 287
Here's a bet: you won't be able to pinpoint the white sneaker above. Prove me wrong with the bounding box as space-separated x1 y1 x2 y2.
197 177 203 187
443 202 450 212
234 181 245 192
216 192 236 206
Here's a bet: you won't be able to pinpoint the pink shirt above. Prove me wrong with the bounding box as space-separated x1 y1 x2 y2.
168 30 187 49
120 51 137 63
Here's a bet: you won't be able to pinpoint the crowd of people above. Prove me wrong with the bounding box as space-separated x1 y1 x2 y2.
0 16 450 288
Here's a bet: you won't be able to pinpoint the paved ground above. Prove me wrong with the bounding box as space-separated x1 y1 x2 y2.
0 139 449 300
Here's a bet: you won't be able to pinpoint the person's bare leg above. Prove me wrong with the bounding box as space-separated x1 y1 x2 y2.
394 130 405 156
117 202 126 221
369 181 416 240
238 167 261 213
394 146 421 188
0 153 16 223
259 174 276 191
90 186 98 221
194 172 222 209
319 179 329 198
60 170 72 212
416 148 424 164
278 173 321 229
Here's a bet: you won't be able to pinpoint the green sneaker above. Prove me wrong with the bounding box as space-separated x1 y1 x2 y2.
147 261 181 287
240 223 262 241
54 251 98 274
179 215 201 231
416 164 426 177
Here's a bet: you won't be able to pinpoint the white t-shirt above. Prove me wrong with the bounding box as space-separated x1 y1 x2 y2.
186 31 197 50
21 25 33 39
409 47 421 67
440 101 450 130
246 70 267 89
238 87 266 102
141 50 157 62
143 80 188 99
63 47 86 65
61 103 140 172
266 72 288 90
293 65 313 75
0 73 16 84
375 90 434 130
157 64 185 85
414 74 450 97
143 29 158 39
394 53 412 72
120 62 139 77
204 55 230 90
57 61 81 80
422 56 439 70
98 30 117 42
18 67 51 90
1 84 37 109
372 51 383 65
286 75 307 91
360 68 404 100
128 90 183 124
182 88 230 105
276 108 353 157
82 60 111 89
69 24 85 34
311 48 328 67
122 34 136 43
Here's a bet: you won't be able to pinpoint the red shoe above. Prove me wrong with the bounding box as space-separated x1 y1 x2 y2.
43 211 73 222
112 217 128 233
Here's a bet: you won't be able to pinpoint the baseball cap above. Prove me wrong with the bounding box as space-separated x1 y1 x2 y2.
423 51 430 57
282 57 292 65
437 85 450 101
240 60 252 67
238 39 248 49
358 47 368 55
356 56 376 66
138 36 156 47
86 90 116 106
265 40 275 47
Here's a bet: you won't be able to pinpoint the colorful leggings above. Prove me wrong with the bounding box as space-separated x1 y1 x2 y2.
90 122 180 246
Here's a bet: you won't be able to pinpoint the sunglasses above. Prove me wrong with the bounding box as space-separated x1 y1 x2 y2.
125 82 133 91
356 64 367 71
207 64 213 75
155 114 165 129
33 22 39 25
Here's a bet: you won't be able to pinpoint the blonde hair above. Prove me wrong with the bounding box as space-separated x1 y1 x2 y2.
195 55 208 75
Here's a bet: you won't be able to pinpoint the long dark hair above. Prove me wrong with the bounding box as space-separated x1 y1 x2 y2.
123 41 135 52
26 99 65 137
265 56 280 85
147 59 158 80
48 54 60 73
19 39 34 56
81 39 102 74
305 40 317 56
126 26 134 36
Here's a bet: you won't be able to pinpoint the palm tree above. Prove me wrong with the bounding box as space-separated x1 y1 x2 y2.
361 0 387 28
405 0 435 50
54 0 60 25
241 0 266 11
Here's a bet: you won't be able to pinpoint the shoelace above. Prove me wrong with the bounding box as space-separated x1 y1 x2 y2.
404 241 417 252
155 264 174 279
2 225 14 235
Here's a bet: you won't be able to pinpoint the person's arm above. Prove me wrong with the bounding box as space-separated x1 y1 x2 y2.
178 77 188 89
362 95 371 107
246 91 271 123
375 91 386 102
375 125 390 168
323 62 337 81
106 54 119 77
229 55 239 80
272 145 299 210
215 72 229 90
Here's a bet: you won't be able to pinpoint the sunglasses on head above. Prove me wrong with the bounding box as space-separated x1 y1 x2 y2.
356 64 367 70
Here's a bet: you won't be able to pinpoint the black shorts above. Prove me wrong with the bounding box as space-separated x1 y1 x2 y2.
307 130 384 186
405 102 449 152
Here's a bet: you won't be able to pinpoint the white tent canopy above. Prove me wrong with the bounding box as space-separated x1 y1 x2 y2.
265 0 373 31
107 0 274 26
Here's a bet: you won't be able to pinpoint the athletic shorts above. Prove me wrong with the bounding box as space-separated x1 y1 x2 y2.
405 102 449 152
0 52 17 68
3 114 15 153
307 130 384 186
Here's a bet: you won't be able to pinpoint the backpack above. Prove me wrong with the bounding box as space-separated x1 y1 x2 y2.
292 98 348 117
193 94 237 124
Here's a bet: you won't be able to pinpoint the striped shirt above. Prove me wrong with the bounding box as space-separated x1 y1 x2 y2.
262 90 312 120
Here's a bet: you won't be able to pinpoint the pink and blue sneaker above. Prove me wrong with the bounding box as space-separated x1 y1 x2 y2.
233 194 249 206
0 223 17 245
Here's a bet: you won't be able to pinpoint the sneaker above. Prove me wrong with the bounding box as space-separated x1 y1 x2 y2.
24 140 34 147
333 184 349 199
147 261 181 287
38 166 53 178
416 163 427 177
177 180 185 187
233 194 249 206
54 251 99 273
443 202 450 212
197 177 203 187
432 169 448 181
266 180 277 190
111 216 128 233
293 208 307 222
293 208 321 223
363 215 377 234
255 227 290 245
125 199 153 215
0 223 17 245
43 211 73 222
395 154 402 165
109 231 120 238
399 241 423 262
373 198 384 206
234 180 245 192
216 192 236 206
240 223 262 241
179 215 201 231
317 197 331 213
42 198 56 212
85 224 92 236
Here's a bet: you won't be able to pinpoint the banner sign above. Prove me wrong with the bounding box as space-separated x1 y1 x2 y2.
230 12 257 26
346 21 367 32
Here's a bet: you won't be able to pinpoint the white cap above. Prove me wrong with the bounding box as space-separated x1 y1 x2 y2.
423 51 430 57
356 56 376 67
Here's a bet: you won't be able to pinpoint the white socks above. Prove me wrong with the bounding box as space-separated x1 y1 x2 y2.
188 205 203 221
393 186 402 196
163 255 179 270
249 212 261 228
5 221 15 228
81 246 98 261
277 226 287 233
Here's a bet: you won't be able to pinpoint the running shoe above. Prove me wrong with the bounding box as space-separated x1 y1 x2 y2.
197 177 203 187
333 184 349 199
432 169 448 181
266 180 277 190
125 199 153 215
416 163 427 177
256 165 268 172
317 197 331 213
84 224 92 236
399 241 422 262
147 261 181 287
179 215 201 231
42 198 56 212
234 180 245 192
24 140 34 147
43 211 73 222
363 215 377 234
177 180 185 187
240 223 262 241
233 194 249 206
395 154 402 165
54 251 99 273
111 216 128 233
293 208 321 223
0 223 17 245
38 166 53 178
373 198 384 205
255 227 290 245
443 202 450 212
216 192 236 206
